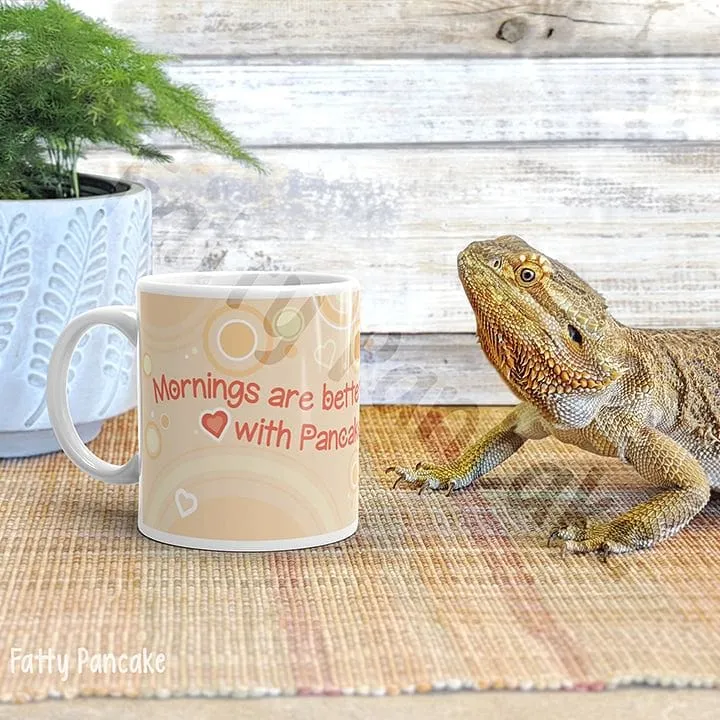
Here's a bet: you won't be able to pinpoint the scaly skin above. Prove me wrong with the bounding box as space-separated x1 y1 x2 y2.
388 235 717 557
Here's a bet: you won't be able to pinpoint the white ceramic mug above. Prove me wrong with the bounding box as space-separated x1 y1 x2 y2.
47 271 361 551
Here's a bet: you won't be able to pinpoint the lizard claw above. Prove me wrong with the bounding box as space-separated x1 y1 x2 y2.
385 462 465 495
386 467 410 490
547 528 560 548
385 466 405 490
546 521 629 560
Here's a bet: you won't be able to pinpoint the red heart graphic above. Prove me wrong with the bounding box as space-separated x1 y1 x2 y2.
201 410 229 439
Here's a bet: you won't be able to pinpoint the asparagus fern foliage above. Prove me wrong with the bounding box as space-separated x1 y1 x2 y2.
0 0 262 199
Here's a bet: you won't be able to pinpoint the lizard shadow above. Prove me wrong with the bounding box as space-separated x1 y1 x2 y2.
457 460 631 535
457 460 720 536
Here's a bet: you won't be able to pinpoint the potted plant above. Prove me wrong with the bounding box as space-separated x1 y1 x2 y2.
0 0 261 457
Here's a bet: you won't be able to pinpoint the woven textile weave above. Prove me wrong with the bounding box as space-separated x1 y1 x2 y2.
1 406 719 702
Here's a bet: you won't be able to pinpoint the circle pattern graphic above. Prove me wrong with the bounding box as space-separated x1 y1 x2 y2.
202 294 359 379
204 305 267 377
272 307 305 340
349 456 360 515
145 422 162 458
314 294 355 329
219 320 257 361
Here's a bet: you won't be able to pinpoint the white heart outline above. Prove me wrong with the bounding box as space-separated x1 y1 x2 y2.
314 339 337 369
175 488 198 519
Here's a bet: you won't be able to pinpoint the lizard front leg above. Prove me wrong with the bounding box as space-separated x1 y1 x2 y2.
387 403 548 494
550 425 711 557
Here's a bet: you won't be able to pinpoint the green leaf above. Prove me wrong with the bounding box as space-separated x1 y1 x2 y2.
0 0 264 199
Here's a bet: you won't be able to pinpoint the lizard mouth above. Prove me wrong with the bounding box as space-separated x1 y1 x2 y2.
457 253 531 333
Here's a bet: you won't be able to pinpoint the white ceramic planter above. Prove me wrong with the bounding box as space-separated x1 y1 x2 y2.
0 175 151 457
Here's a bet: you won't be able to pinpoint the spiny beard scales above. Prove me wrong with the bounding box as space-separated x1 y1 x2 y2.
477 313 536 398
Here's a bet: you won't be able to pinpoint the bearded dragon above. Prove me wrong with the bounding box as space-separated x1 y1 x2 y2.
388 235 717 557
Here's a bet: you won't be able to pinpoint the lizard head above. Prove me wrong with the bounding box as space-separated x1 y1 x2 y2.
457 235 628 420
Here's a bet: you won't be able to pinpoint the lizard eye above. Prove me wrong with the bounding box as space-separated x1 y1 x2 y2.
568 324 583 345
520 268 535 283
490 257 501 269
515 261 542 286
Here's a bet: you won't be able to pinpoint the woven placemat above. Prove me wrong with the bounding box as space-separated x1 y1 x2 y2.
1 406 719 702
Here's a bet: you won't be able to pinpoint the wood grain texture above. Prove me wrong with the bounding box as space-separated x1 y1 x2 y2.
157 58 720 145
360 333 515 405
70 0 720 57
80 144 720 334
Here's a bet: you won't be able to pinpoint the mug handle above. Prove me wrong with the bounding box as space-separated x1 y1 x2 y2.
47 306 140 484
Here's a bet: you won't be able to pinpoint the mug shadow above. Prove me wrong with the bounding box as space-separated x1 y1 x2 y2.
36 453 140 535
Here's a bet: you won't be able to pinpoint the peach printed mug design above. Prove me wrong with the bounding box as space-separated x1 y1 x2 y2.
47 272 361 552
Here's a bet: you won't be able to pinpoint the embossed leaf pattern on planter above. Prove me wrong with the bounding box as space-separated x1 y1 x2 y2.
25 208 108 428
0 213 31 363
137 195 152 280
100 197 152 415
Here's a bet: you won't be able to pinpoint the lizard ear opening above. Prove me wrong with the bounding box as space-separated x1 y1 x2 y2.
567 324 583 346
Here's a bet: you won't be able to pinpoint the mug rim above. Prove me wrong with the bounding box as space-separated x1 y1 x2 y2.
137 270 359 298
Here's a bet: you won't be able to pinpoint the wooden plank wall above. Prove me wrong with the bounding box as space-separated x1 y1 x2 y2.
74 1 720 405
